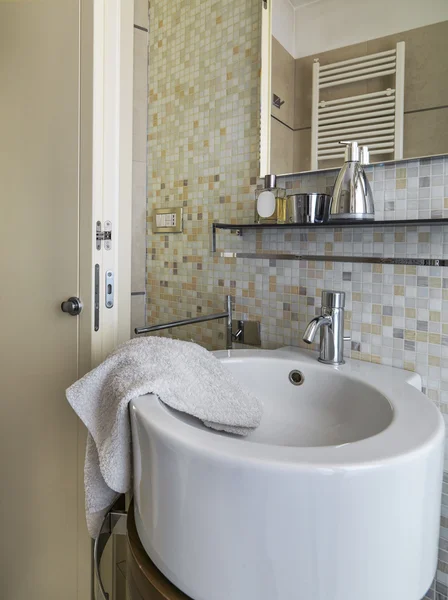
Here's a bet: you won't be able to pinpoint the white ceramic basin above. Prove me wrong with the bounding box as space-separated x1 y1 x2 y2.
130 347 444 600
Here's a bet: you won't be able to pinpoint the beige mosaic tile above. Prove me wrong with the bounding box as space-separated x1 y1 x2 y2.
146 0 261 348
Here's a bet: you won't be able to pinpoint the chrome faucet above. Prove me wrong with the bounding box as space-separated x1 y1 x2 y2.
303 290 350 365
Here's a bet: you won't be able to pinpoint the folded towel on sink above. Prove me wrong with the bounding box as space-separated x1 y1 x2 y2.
66 337 262 537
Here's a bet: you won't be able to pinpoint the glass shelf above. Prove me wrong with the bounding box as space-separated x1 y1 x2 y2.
211 219 448 267
213 218 448 232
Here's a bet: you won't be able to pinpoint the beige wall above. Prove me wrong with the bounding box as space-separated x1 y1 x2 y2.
271 20 448 174
270 37 295 174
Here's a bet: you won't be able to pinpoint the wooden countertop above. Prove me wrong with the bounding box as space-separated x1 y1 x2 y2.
127 501 193 600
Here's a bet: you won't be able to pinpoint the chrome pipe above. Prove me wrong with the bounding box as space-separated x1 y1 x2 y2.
135 295 233 350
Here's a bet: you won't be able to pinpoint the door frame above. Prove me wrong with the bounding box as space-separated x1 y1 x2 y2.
87 0 133 365
78 0 134 597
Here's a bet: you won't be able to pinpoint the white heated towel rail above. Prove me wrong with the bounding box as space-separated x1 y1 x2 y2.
311 42 405 169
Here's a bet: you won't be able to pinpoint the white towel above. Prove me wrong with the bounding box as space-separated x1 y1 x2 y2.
66 337 263 538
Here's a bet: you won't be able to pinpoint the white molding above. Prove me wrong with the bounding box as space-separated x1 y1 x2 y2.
91 0 133 365
78 1 133 597
116 0 133 347
260 0 272 177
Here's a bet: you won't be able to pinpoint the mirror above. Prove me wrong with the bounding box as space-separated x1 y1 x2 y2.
262 0 448 176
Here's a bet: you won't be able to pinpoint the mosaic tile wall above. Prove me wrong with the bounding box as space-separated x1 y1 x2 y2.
224 157 448 597
146 0 261 349
279 157 448 598
146 2 448 597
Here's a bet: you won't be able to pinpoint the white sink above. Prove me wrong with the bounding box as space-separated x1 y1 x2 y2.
130 347 444 600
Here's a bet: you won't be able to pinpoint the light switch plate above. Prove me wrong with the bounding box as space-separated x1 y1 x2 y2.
153 207 183 233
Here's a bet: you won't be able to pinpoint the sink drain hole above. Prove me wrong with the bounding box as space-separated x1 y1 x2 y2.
289 370 305 386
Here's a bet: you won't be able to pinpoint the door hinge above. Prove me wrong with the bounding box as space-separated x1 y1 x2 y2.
263 0 267 8
96 220 112 250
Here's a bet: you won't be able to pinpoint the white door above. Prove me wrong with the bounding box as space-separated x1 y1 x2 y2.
0 2 87 599
0 1 133 599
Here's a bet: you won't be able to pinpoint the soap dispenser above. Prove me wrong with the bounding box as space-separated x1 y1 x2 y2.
255 174 286 224
329 141 374 221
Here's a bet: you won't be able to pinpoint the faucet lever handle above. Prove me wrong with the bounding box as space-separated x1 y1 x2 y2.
321 289 346 309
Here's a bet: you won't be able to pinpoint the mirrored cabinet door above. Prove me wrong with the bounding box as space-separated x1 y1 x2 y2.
260 0 448 176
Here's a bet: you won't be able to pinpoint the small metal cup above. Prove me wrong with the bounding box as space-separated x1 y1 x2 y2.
286 193 331 224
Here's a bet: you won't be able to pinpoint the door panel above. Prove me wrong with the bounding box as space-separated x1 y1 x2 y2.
0 2 83 598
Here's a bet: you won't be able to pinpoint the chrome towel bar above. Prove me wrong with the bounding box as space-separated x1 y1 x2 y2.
134 295 233 350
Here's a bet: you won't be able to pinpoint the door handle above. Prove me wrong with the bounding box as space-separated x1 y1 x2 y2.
61 297 83 316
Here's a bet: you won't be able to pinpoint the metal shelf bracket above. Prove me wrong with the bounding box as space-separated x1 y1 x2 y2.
94 495 127 600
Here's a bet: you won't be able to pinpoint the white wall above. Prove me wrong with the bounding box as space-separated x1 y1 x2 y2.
272 0 295 57
293 0 448 58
